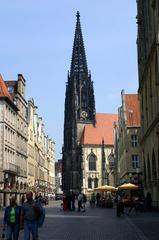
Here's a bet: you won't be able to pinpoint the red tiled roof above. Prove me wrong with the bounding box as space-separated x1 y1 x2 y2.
0 74 13 101
125 94 141 127
81 113 118 145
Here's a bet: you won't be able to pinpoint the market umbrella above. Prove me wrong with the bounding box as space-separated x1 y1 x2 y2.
94 184 118 192
117 183 139 191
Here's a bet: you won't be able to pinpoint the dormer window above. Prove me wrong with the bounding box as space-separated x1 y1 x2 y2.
8 86 14 93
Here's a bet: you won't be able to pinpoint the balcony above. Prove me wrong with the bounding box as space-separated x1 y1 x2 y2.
3 163 19 174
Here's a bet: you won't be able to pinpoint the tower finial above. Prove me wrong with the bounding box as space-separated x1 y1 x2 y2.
70 11 88 75
76 11 80 20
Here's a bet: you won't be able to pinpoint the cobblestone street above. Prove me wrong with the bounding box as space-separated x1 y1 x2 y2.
15 201 159 240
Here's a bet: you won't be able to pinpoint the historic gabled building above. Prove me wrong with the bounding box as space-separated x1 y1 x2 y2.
27 98 37 192
6 74 28 203
0 74 18 206
33 106 55 195
55 160 63 194
136 0 159 202
117 90 142 186
62 12 96 191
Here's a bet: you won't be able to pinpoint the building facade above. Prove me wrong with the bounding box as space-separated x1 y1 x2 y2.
47 137 55 194
55 160 63 194
0 75 18 206
137 0 159 202
6 74 28 204
117 90 142 186
31 102 55 195
27 99 37 192
0 74 55 206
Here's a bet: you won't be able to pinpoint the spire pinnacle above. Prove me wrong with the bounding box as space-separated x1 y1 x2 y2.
76 11 80 20
70 12 88 75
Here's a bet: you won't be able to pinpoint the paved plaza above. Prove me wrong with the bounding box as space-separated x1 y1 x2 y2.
1 201 159 240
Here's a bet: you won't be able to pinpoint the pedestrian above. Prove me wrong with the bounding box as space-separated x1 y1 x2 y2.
89 193 96 207
67 191 72 211
21 195 25 205
82 193 87 211
3 196 21 240
116 194 124 217
96 193 101 206
71 191 76 211
21 191 42 240
77 192 83 212
127 197 138 216
146 192 152 210
34 194 39 201
62 193 68 211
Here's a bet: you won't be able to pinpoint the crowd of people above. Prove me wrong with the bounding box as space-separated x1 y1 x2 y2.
61 190 153 216
115 192 152 217
2 191 45 240
61 191 87 212
2 189 153 239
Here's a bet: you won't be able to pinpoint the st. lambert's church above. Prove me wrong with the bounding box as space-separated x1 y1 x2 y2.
62 12 118 196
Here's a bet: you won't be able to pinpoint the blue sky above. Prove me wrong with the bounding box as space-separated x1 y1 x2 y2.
0 1 138 159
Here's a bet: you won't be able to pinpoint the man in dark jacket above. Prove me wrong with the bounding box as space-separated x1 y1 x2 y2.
21 191 42 240
3 196 21 240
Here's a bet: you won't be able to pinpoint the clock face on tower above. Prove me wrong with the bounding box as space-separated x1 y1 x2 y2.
81 110 88 119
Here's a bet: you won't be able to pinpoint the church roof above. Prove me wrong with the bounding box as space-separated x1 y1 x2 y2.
0 74 13 101
81 113 118 145
125 94 141 127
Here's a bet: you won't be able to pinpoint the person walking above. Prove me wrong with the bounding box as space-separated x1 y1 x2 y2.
82 193 87 212
21 191 42 240
3 196 21 240
127 196 138 216
77 192 83 212
146 192 152 210
21 196 25 205
62 193 68 211
71 191 76 211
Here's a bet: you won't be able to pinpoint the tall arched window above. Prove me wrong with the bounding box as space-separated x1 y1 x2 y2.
94 178 98 188
88 178 92 189
88 153 96 171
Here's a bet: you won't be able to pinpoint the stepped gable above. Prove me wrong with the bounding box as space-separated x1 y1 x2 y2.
125 94 141 127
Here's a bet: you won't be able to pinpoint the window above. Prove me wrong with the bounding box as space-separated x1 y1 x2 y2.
132 155 139 168
89 154 96 171
8 86 14 93
88 178 92 189
131 135 138 147
94 178 98 188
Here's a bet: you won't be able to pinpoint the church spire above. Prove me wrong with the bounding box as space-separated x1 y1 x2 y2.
70 11 88 76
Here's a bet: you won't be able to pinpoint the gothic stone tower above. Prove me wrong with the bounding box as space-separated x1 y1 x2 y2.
62 12 96 192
